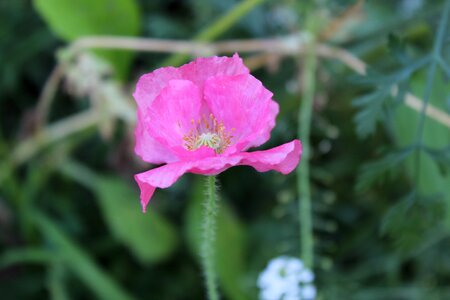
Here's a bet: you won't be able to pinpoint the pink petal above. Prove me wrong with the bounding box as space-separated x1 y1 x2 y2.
134 113 179 164
133 67 182 112
237 139 302 174
135 157 240 211
134 54 247 112
180 53 249 90
204 73 279 154
145 79 206 157
133 67 182 164
132 54 250 164
135 140 301 211
135 162 192 212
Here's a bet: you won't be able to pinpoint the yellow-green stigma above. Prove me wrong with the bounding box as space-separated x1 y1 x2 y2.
183 114 233 154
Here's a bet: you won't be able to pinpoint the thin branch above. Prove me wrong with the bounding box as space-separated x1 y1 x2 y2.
404 92 450 128
69 36 450 129
315 44 367 74
243 53 283 71
412 0 450 205
35 65 64 128
71 35 309 55
414 0 450 143
11 110 101 166
318 0 364 41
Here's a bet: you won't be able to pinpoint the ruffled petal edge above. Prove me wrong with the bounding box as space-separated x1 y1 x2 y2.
135 139 301 212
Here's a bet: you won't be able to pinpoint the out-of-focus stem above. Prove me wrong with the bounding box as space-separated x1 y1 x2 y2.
298 38 317 269
11 110 100 166
201 176 220 300
162 0 266 66
412 0 450 221
35 65 63 129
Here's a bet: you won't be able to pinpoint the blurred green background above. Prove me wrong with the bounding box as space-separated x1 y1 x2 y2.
1 0 450 299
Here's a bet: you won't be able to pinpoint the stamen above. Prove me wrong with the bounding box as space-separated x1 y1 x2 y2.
182 114 233 154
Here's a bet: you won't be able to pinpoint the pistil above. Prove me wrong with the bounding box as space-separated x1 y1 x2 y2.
182 114 233 154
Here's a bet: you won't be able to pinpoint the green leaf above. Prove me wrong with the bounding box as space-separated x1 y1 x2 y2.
356 148 413 192
394 69 450 222
48 263 70 300
33 212 137 300
95 177 178 264
0 248 55 268
380 193 445 252
33 0 141 78
350 57 429 86
424 146 450 170
352 88 390 138
184 177 248 300
59 161 179 264
387 33 409 65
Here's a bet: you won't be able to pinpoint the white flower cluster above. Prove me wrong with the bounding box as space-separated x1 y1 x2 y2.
258 256 316 300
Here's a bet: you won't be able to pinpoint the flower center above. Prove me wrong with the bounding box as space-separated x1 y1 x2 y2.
182 114 233 154
196 132 221 149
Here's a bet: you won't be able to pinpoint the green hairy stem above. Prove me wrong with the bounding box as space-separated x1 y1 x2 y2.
298 38 317 269
201 176 220 300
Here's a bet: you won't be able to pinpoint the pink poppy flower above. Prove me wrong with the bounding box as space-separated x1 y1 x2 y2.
133 54 302 212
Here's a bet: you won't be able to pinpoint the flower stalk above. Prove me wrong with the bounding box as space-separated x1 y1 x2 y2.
298 38 317 269
201 176 220 300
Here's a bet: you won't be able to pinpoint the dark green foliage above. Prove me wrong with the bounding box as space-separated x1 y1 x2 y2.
34 0 141 78
352 88 391 138
356 148 412 192
1 0 450 299
33 212 137 300
351 55 430 138
95 176 179 263
380 193 446 252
